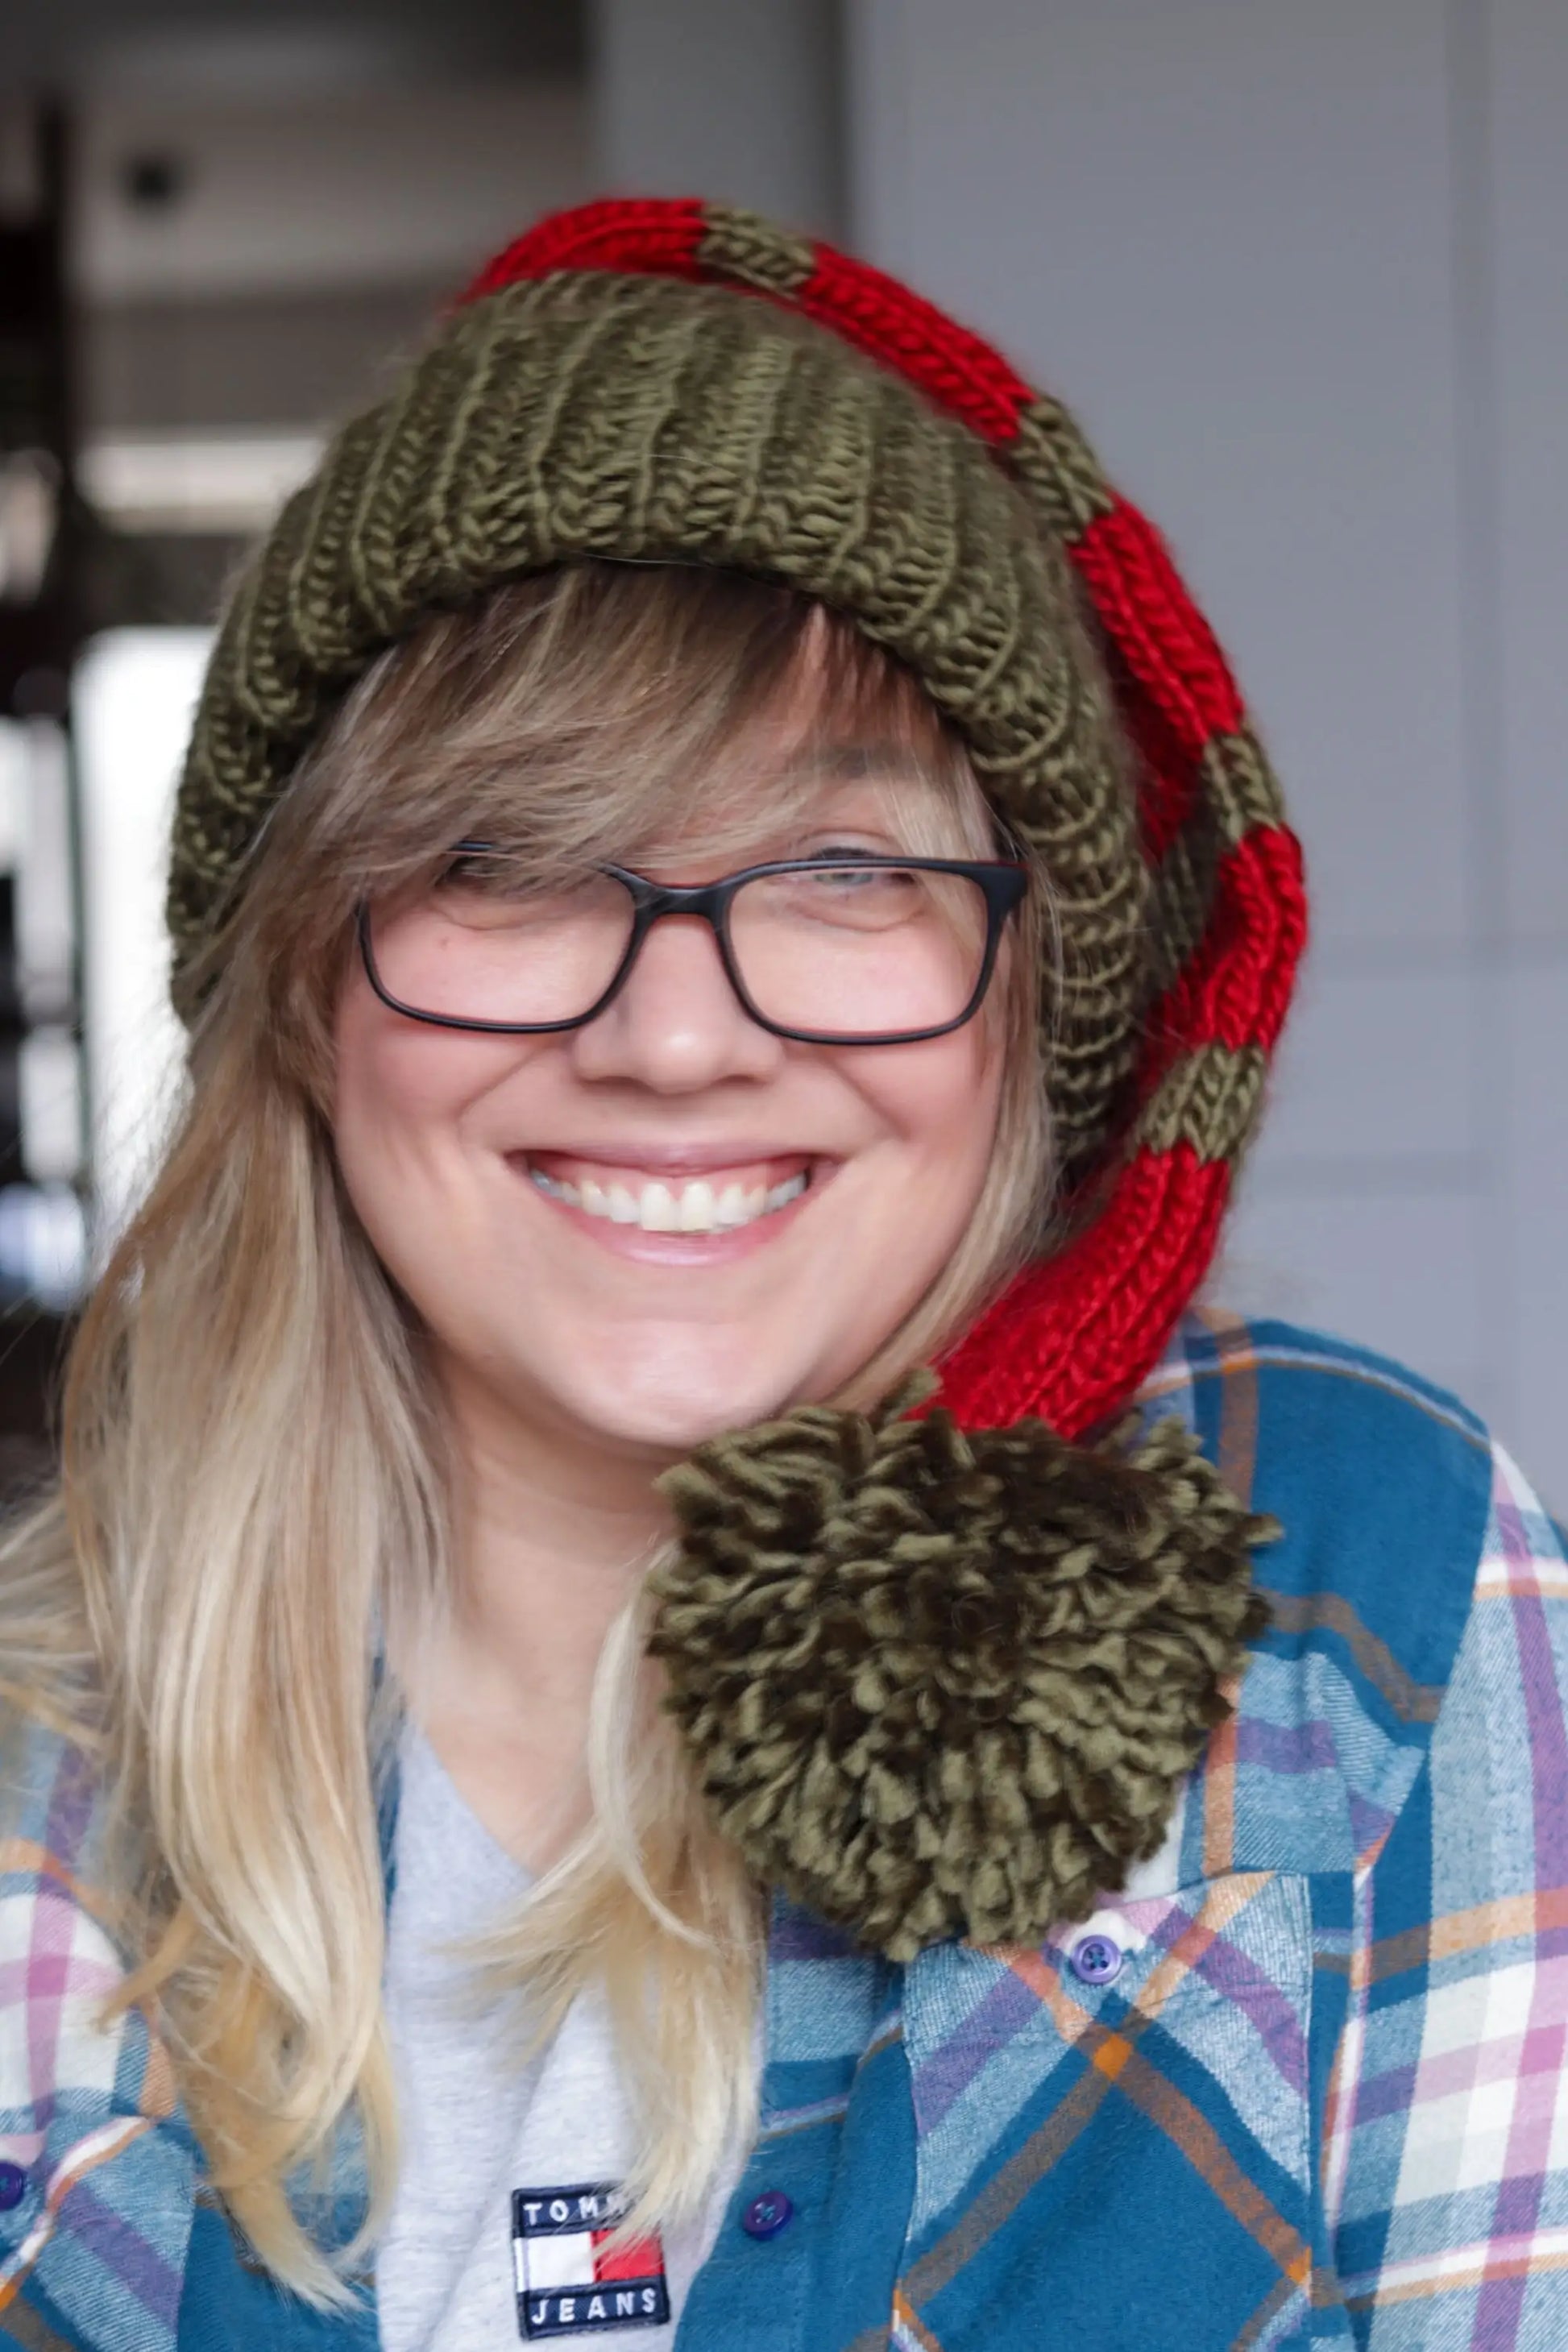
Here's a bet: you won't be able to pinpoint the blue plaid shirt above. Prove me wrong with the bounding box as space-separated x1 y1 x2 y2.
2 1315 1566 2350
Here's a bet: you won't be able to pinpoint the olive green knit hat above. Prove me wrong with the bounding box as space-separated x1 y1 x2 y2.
171 197 1303 1441
169 200 1305 1956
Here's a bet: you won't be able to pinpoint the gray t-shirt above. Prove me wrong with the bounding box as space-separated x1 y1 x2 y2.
377 1728 748 2350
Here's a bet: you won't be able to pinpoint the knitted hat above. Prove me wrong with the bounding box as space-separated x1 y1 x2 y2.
171 201 1305 1954
172 197 1303 1441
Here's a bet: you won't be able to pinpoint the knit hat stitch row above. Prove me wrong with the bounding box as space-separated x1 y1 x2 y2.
169 197 1306 1442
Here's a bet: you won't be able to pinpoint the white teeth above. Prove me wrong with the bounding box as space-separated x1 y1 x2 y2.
715 1181 749 1228
678 1180 716 1232
530 1164 811 1233
639 1182 679 1232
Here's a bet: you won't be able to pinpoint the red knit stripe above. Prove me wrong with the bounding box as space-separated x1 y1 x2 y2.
796 248 1035 444
1110 652 1201 865
1072 504 1246 754
1148 827 1306 1062
935 824 1304 1438
457 197 709 305
456 201 1036 446
932 1146 1232 1437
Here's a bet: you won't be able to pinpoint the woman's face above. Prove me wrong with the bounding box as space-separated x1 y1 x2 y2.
332 721 1009 1465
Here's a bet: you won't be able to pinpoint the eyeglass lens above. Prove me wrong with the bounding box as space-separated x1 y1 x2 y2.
367 853 994 1039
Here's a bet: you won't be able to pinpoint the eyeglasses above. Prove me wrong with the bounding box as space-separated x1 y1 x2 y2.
359 841 1028 1047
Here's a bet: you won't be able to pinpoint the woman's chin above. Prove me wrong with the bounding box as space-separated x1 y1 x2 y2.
578 1390 785 1461
539 1355 813 1462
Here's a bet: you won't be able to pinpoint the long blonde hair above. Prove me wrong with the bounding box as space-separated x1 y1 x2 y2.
0 562 1056 2297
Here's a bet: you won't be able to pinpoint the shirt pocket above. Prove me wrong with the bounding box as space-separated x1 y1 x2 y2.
1052 1870 1315 2200
902 1870 1319 2349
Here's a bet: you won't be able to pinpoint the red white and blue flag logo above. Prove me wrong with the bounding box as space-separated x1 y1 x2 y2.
512 2182 670 2337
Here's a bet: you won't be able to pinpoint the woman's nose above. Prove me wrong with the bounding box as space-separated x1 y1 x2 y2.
566 915 782 1091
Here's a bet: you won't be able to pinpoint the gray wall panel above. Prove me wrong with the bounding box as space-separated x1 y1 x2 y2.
847 0 1566 1504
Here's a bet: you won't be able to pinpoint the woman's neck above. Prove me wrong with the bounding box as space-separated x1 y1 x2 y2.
404 1350 676 1872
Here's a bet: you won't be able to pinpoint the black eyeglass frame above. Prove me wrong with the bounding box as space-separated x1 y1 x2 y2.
358 840 1030 1048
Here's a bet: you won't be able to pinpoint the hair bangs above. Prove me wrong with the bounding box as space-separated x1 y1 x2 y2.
282 564 994 904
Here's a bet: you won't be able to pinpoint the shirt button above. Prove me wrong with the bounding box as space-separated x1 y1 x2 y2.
740 2189 794 2240
1069 1932 1124 1986
0 2162 27 2212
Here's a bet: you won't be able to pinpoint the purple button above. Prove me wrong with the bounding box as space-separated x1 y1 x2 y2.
1069 1932 1124 1986
740 2189 794 2240
0 2161 27 2213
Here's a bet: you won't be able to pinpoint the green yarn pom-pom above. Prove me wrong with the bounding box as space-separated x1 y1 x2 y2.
649 1392 1277 1962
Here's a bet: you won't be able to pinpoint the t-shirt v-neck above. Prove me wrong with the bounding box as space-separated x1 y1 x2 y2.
376 1725 749 2350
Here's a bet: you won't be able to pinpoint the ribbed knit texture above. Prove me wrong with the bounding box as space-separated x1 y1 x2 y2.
169 197 1308 1443
172 272 1141 1170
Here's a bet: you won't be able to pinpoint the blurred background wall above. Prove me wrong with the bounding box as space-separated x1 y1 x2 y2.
846 0 1568 1513
0 0 1562 1504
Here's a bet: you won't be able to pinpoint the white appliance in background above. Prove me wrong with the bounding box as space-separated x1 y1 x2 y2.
73 628 211 1253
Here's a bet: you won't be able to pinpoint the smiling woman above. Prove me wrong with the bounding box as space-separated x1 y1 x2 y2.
317 567 1050 1451
0 200 1563 2352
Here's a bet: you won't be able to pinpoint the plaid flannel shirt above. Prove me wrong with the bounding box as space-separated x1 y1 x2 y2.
1 1315 1565 2350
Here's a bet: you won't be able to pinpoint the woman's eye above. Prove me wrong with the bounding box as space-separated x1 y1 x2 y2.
811 862 889 890
438 852 545 897
441 851 502 884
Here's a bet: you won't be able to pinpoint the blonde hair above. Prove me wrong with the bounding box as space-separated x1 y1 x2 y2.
0 562 1056 2297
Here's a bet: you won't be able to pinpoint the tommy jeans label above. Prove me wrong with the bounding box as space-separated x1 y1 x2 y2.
512 2183 670 2338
